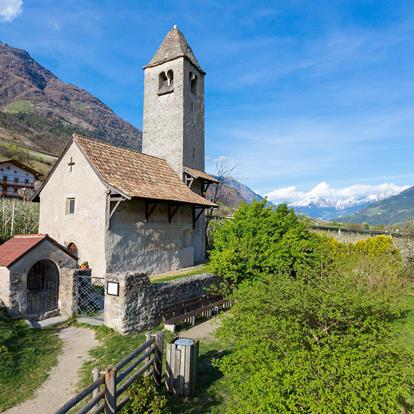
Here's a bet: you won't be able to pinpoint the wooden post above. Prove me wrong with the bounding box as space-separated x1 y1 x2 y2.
144 332 152 377
92 367 100 410
153 331 165 387
104 366 117 414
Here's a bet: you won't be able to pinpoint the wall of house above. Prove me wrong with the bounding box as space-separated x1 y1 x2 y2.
4 239 77 318
0 267 10 307
104 272 220 334
39 142 108 278
107 199 200 275
0 162 36 197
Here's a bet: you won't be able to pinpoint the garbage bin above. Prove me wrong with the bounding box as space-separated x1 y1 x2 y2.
165 337 199 396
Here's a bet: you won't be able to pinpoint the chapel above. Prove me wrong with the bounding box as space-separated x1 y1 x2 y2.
33 26 217 277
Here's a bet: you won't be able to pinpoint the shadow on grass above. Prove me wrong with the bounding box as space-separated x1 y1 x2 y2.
167 348 231 414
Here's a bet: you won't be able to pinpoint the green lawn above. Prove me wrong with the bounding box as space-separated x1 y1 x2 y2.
401 294 414 352
0 319 62 412
3 100 34 114
150 264 211 284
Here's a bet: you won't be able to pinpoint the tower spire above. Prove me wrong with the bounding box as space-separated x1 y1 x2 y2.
144 26 204 73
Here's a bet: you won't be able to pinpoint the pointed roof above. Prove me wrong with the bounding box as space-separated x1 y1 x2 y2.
145 26 204 73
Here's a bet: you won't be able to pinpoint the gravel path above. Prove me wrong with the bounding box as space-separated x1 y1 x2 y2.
5 326 98 414
179 317 222 341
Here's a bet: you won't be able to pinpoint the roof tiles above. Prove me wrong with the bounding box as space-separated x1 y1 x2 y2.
74 135 216 207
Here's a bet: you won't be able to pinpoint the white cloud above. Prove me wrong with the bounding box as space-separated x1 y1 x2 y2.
266 182 409 209
0 0 23 22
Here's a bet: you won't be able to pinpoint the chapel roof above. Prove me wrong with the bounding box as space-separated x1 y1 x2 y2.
73 135 216 207
144 26 204 73
0 234 77 268
184 166 219 184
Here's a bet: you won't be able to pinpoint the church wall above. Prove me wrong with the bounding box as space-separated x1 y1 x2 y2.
107 198 197 275
39 143 108 278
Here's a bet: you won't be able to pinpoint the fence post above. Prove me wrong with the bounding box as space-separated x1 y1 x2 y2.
92 367 100 410
104 366 117 414
153 331 165 387
144 331 152 377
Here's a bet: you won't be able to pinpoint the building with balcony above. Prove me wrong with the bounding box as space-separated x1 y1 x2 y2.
0 160 41 199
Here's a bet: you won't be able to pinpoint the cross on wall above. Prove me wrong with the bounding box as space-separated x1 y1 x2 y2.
68 157 75 172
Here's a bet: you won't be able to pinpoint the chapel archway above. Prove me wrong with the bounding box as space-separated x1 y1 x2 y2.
26 260 60 315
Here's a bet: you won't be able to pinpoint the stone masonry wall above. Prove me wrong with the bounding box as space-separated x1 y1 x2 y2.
104 273 220 334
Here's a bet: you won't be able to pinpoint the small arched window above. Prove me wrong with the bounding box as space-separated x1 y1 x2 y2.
158 70 174 95
190 72 197 94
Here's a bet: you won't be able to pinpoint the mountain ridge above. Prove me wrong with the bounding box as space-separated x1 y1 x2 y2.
0 41 142 155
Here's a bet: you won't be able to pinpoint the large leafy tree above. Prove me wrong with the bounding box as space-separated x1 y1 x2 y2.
209 201 320 287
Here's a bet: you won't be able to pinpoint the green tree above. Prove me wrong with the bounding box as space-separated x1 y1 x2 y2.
209 201 320 288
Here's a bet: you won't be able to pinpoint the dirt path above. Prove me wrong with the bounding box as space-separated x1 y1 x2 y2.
179 317 222 341
5 326 98 414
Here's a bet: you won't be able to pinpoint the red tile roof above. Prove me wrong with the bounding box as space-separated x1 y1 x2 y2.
0 234 76 268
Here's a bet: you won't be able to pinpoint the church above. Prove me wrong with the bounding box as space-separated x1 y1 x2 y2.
33 26 218 278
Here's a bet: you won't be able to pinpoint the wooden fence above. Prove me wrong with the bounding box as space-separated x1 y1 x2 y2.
55 331 164 414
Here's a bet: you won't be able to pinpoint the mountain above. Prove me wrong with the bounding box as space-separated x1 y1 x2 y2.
223 177 268 205
0 42 142 156
340 186 414 225
207 177 271 215
293 201 373 221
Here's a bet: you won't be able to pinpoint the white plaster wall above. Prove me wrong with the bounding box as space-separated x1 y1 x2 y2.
39 142 108 277
0 267 10 307
107 199 195 275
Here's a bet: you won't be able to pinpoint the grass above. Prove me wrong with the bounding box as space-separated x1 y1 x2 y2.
167 337 231 413
3 100 34 114
401 294 414 351
150 264 211 284
0 319 62 411
77 324 147 388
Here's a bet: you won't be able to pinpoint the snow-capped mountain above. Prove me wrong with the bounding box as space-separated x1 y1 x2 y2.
266 182 409 220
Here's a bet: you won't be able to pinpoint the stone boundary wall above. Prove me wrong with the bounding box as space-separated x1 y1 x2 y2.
104 273 220 334
313 228 414 261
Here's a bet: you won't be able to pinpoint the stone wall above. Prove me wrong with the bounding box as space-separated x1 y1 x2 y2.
313 228 414 261
104 272 220 334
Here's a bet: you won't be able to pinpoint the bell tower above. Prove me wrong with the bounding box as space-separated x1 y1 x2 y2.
142 26 205 179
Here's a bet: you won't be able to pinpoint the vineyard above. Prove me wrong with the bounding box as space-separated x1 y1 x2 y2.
0 199 39 242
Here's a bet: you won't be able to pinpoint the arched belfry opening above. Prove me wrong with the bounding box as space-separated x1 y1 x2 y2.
26 260 60 315
158 70 174 95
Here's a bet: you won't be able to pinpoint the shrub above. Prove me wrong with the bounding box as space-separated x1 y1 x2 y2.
123 377 170 414
209 201 320 288
215 271 413 413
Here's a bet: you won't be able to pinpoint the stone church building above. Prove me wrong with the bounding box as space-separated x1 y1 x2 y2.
33 26 217 278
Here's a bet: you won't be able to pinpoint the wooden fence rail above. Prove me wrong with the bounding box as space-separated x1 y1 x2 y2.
55 331 164 414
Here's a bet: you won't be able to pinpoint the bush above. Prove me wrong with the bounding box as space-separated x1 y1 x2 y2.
209 201 320 288
123 377 170 414
215 270 413 413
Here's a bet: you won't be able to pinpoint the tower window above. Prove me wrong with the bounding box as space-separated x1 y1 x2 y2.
190 72 197 94
158 70 174 95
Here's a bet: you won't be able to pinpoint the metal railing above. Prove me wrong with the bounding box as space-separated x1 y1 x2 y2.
55 331 164 414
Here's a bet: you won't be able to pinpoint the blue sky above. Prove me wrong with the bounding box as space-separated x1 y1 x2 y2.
1 0 414 203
